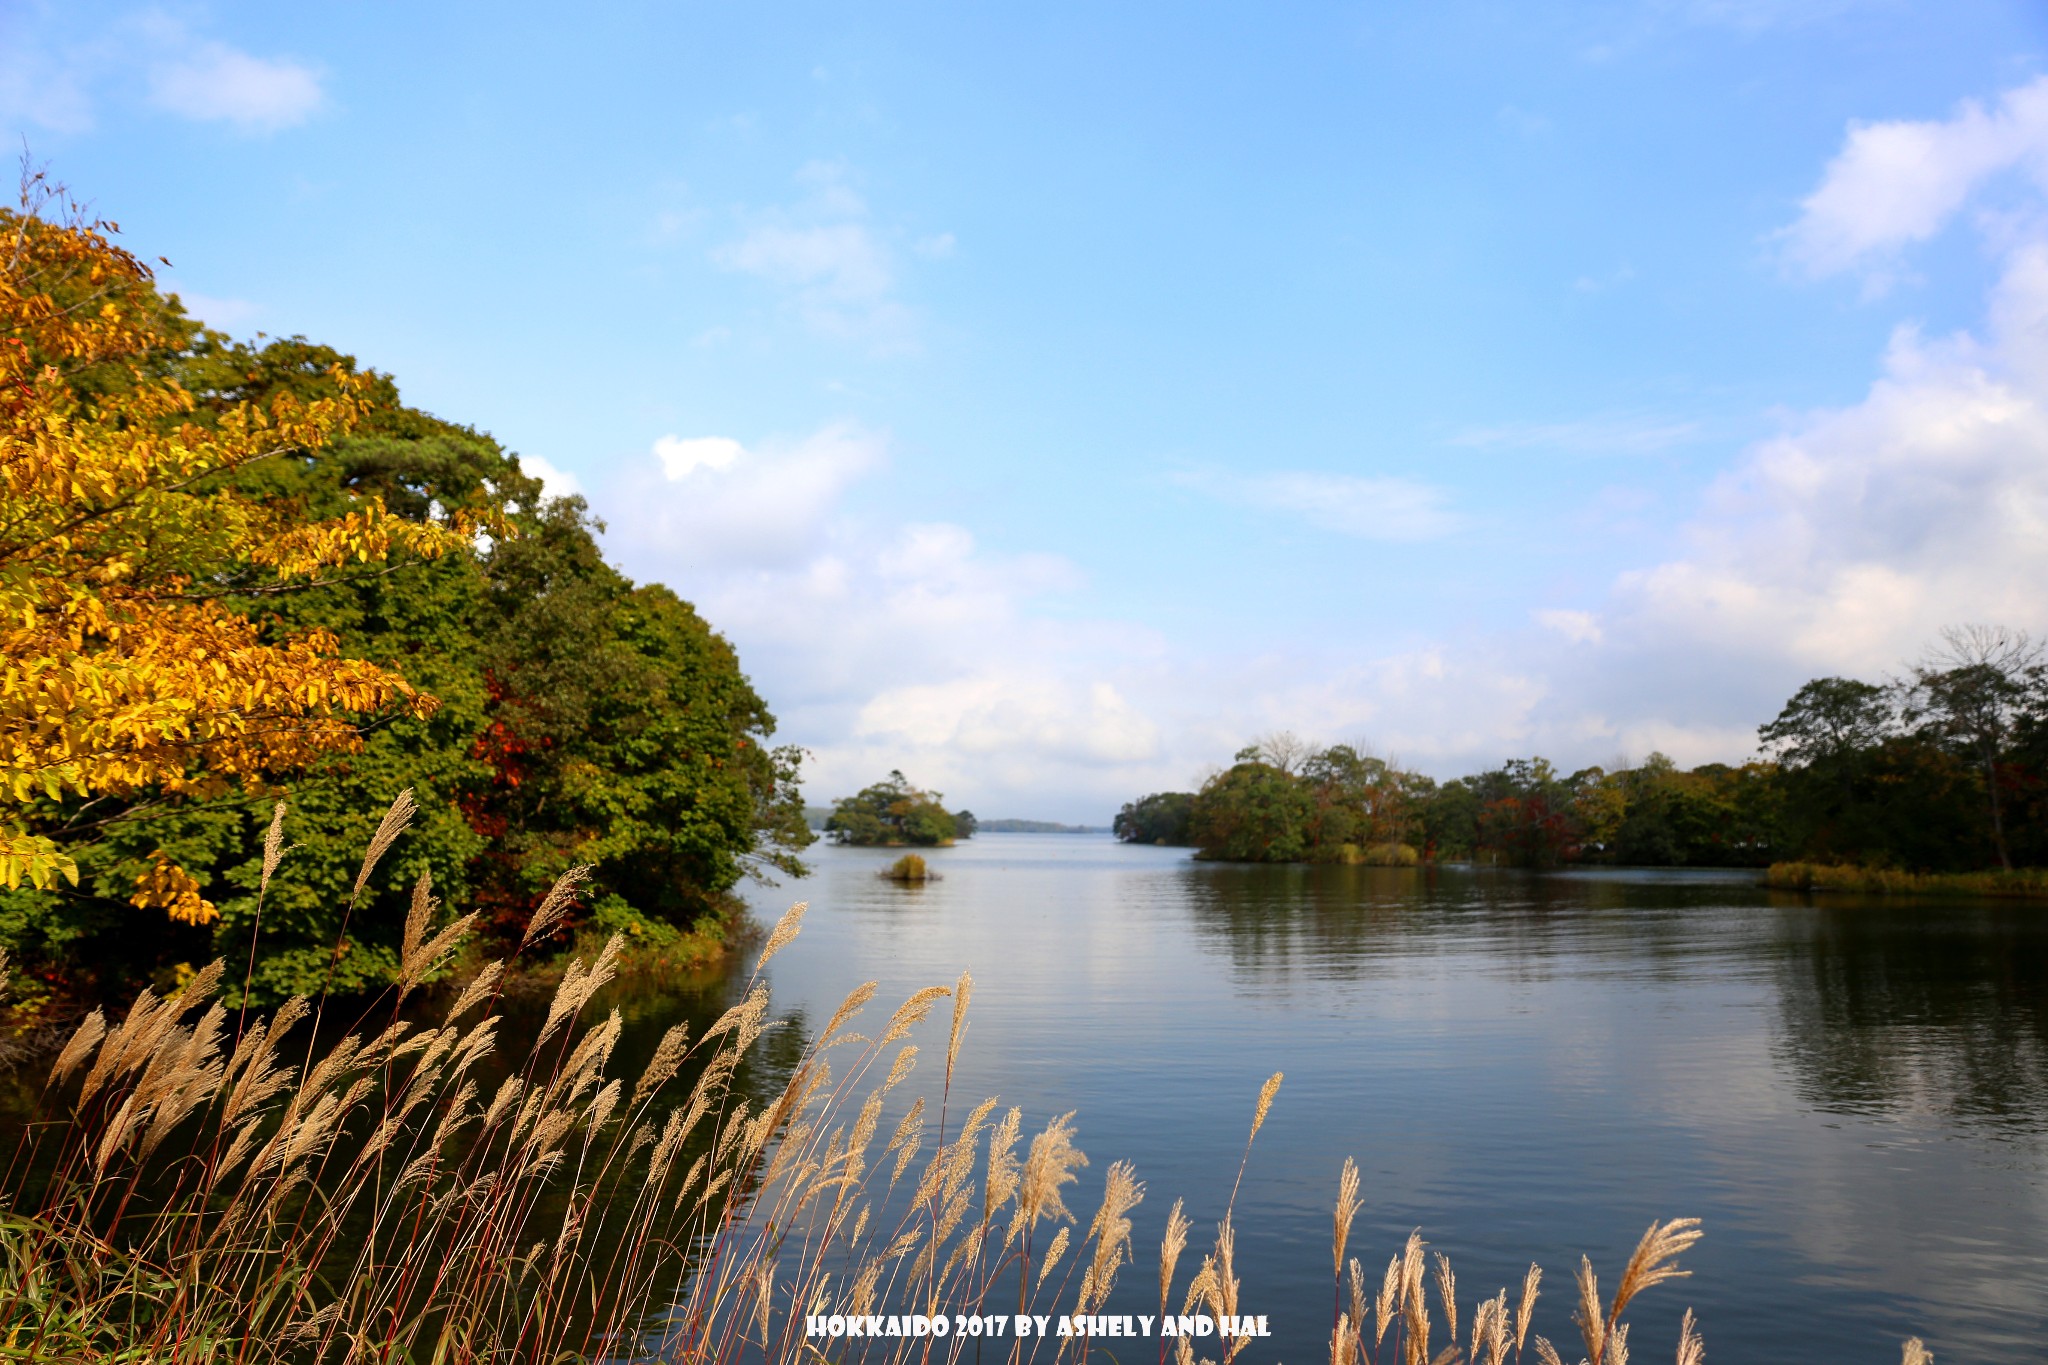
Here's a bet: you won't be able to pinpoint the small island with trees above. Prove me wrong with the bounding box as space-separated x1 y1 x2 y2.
823 771 975 846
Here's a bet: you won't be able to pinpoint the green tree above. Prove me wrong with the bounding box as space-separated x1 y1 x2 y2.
1902 625 2046 871
1189 753 1313 862
1298 745 1418 857
1759 677 1894 768
2 325 811 1000
825 772 958 846
1417 776 1477 862
1112 792 1195 845
1760 677 1900 866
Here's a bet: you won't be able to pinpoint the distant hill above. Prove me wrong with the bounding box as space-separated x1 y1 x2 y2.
978 818 1112 834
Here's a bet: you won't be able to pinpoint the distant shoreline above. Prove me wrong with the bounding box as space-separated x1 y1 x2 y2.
973 819 1112 834
802 808 1110 835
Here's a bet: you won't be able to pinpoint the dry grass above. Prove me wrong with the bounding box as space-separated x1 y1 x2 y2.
0 808 1937 1363
1335 844 1421 867
1765 861 2048 899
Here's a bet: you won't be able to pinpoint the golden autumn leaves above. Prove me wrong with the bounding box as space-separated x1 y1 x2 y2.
1 186 481 918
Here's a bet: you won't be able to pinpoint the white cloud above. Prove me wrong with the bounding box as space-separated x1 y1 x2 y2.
1177 469 1461 541
856 676 1160 766
1607 250 2048 674
653 435 743 480
593 423 1182 818
1535 610 1603 645
611 424 883 571
710 163 920 349
716 224 892 302
0 10 322 134
516 454 581 501
147 39 322 131
913 232 957 259
1780 76 2048 279
1514 97 2048 761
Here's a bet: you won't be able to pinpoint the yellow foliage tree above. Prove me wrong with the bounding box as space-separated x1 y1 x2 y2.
0 179 474 918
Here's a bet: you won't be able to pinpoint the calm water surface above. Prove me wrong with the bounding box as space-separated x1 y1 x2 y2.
741 834 2048 1364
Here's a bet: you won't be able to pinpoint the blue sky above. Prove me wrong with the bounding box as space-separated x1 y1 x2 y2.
8 1 2048 820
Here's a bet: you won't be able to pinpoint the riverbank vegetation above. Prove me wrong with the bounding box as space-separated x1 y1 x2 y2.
1122 625 2047 879
1764 862 2048 898
825 771 971 846
1 180 810 1015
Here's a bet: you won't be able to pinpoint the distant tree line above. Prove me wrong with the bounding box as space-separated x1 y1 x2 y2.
1117 625 2048 871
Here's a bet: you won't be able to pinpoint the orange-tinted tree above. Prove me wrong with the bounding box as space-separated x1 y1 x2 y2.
0 179 470 916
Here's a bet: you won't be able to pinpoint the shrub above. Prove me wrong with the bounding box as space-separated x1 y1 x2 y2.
1337 842 1420 866
884 853 932 883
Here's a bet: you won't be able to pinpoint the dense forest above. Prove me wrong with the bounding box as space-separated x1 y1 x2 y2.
1 188 811 1010
1118 625 2048 873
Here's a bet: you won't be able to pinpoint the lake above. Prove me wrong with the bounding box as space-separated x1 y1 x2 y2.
739 833 2048 1364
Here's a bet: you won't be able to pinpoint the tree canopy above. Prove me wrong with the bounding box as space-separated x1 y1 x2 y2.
0 182 472 907
1112 791 1194 845
824 772 958 847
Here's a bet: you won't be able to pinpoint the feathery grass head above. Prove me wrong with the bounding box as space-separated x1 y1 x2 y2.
1251 1070 1282 1140
945 970 972 1090
1575 1255 1606 1365
1015 1110 1088 1235
1435 1251 1457 1346
756 900 806 970
1038 1226 1072 1286
1376 1254 1400 1347
632 1022 690 1107
259 799 290 894
522 864 593 948
1160 1197 1192 1317
1516 1262 1542 1353
353 789 416 904
1610 1217 1702 1326
818 981 877 1049
1078 1159 1144 1312
882 985 951 1044
1334 1155 1362 1276
49 1009 107 1090
1675 1308 1703 1365
402 869 435 966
